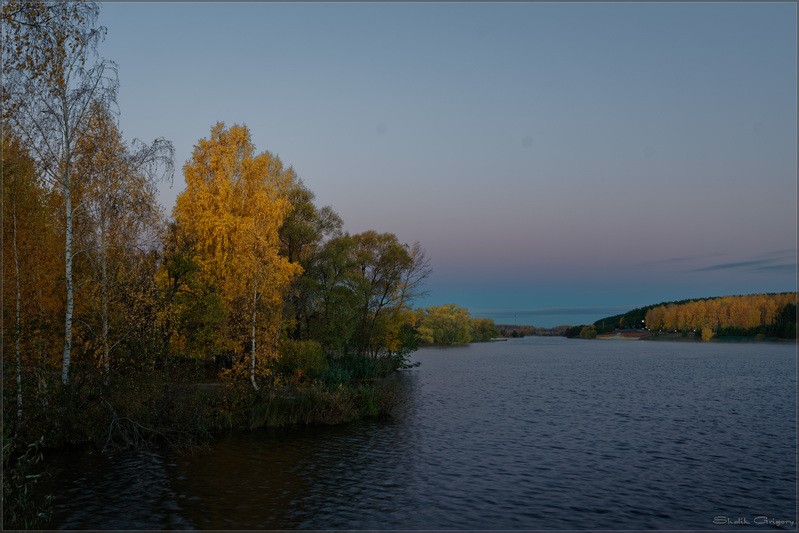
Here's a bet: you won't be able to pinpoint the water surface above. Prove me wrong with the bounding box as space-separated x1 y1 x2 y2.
42 337 797 529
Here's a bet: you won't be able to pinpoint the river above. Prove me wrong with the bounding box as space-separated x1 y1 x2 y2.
40 337 796 529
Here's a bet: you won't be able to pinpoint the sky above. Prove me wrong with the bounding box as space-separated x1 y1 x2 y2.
98 2 797 327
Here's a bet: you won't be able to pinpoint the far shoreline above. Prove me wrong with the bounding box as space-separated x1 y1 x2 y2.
595 331 797 344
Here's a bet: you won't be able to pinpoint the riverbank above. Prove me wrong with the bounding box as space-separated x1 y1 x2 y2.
642 332 796 343
2 355 407 529
595 331 796 343
596 331 653 340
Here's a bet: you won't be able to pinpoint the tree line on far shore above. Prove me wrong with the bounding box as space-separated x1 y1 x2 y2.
643 293 796 340
566 293 797 340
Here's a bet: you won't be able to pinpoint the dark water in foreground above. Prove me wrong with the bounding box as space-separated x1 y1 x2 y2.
41 337 796 530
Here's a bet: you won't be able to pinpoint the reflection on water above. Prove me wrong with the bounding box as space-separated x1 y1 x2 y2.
39 448 192 530
42 338 796 529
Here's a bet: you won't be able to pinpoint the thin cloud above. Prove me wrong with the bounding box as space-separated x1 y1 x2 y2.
689 246 798 273
691 259 776 272
646 250 796 272
752 263 797 272
690 251 797 273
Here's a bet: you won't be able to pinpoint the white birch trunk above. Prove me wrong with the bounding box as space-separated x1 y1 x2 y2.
250 281 259 391
13 202 23 423
62 149 74 386
101 210 109 385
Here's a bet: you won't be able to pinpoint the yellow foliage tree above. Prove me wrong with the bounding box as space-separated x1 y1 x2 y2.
73 101 172 384
645 293 797 336
174 123 301 389
2 132 62 422
414 304 473 345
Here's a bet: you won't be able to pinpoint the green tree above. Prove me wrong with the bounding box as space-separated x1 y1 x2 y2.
348 231 429 357
470 317 499 342
415 305 473 345
158 223 227 366
277 177 343 341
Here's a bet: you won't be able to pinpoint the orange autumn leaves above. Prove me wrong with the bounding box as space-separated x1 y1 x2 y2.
644 293 796 334
173 123 302 385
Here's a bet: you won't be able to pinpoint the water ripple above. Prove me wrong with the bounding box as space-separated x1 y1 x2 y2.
40 338 796 530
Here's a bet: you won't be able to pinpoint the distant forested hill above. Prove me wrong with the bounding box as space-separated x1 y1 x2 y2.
592 293 797 340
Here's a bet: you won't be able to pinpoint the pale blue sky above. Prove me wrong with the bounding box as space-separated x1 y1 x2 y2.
99 2 797 327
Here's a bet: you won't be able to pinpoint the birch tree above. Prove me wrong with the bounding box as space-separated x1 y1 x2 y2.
74 102 173 384
3 1 117 385
2 134 33 424
174 123 301 389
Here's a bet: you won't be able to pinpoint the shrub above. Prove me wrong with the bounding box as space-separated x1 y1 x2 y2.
276 340 329 382
327 353 384 382
2 437 53 529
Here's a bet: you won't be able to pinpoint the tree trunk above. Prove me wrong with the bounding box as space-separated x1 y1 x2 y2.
101 210 109 385
250 281 259 391
62 154 73 385
13 202 23 424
